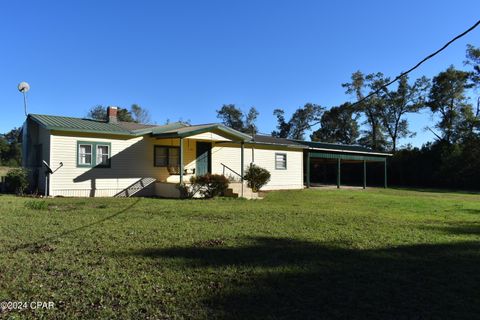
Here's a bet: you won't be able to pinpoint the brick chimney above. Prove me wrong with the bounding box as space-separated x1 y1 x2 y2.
107 106 118 123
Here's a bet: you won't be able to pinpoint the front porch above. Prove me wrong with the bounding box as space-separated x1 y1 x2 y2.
151 124 252 198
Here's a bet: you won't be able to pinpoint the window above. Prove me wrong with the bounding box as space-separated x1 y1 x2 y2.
96 145 110 166
78 144 92 165
275 153 287 170
154 146 180 167
77 141 111 168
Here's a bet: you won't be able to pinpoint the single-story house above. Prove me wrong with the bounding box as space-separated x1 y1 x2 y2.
22 106 391 198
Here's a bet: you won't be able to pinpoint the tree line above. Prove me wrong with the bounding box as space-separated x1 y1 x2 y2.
216 45 479 154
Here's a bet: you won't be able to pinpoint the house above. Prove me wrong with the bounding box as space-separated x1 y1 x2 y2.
21 106 391 198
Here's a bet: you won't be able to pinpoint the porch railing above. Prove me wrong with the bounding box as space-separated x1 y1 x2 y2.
220 163 243 180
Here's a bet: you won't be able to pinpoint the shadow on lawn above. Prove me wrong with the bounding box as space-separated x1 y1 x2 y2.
6 198 141 253
422 222 480 236
128 237 480 319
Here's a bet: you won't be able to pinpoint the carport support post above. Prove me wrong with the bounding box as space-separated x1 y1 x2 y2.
179 138 184 186
363 160 366 189
384 158 387 188
240 141 244 197
336 158 341 189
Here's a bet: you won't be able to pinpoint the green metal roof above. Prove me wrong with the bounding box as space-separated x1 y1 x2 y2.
29 114 185 136
28 114 390 157
297 140 391 156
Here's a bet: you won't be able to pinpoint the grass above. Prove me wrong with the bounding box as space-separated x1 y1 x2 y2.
1 188 480 319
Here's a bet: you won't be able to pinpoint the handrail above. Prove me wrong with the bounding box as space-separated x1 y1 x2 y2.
220 162 243 179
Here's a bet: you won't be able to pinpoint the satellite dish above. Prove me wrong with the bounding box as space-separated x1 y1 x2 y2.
43 160 53 174
18 82 30 93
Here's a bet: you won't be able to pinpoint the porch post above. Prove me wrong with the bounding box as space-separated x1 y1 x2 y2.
384 158 387 188
337 158 341 189
363 160 366 189
306 152 311 188
241 141 244 197
179 138 184 186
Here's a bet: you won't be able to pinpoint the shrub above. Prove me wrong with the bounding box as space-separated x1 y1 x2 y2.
25 200 48 210
190 174 229 198
5 168 29 195
244 164 271 192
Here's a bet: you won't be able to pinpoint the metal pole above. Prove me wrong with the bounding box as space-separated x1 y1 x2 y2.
363 160 366 189
45 173 48 197
23 92 28 116
240 141 244 197
337 158 341 189
384 158 387 188
179 138 184 186
306 152 311 188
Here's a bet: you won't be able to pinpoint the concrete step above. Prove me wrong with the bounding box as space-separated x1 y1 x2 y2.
226 182 261 199
224 188 239 198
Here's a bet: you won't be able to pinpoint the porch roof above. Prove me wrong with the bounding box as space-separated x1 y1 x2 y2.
151 123 252 141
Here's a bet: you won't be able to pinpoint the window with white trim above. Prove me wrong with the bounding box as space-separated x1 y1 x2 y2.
96 145 110 166
275 153 287 170
78 144 92 165
77 141 111 168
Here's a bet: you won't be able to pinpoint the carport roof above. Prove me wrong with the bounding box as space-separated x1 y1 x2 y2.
297 141 392 156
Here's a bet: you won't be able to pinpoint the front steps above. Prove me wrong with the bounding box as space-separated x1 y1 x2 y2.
224 182 261 199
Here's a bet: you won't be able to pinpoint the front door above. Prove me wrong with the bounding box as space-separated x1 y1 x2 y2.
196 142 211 176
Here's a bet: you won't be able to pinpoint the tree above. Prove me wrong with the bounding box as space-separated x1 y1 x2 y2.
216 104 259 134
379 75 430 152
117 108 134 122
87 105 107 121
342 71 389 151
87 104 150 123
131 104 151 124
0 128 22 166
427 66 473 143
271 109 291 138
465 44 480 87
464 44 480 139
310 103 359 144
271 103 324 140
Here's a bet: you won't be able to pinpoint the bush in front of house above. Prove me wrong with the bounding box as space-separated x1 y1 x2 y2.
5 167 29 195
244 164 271 192
190 174 229 198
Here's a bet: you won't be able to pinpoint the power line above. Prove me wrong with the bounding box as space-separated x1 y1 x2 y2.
350 19 480 108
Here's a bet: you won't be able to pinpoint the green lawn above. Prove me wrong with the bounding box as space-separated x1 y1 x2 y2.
1 188 480 319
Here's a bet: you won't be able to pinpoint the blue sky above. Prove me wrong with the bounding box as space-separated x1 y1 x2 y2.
0 1 479 147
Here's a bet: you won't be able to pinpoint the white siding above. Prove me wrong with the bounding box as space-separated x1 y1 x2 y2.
47 130 304 197
211 143 304 190
187 132 232 141
49 133 197 197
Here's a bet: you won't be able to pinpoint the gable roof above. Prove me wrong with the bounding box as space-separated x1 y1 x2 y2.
152 123 252 141
28 114 186 136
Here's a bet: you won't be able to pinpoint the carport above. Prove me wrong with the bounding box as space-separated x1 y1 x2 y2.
300 142 391 189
